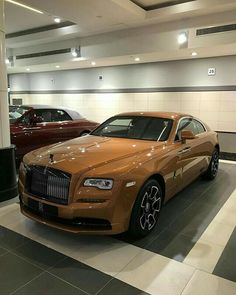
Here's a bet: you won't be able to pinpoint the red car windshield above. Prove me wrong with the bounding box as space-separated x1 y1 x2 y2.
9 106 31 123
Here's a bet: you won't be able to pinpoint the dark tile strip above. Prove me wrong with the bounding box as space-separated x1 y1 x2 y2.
213 227 236 282
0 226 149 295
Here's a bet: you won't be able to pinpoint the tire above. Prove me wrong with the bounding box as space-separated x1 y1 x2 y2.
202 148 219 180
128 179 163 238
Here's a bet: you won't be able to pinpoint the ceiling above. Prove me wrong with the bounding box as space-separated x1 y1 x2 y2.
132 0 195 9
5 1 56 34
4 0 236 73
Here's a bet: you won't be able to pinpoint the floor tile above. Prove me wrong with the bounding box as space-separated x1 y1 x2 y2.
0 226 27 251
0 204 25 227
0 252 43 295
12 239 66 270
213 227 236 282
213 207 236 227
181 270 236 295
13 272 86 295
146 229 196 262
98 278 150 295
222 196 236 212
183 239 224 272
198 221 234 247
213 246 236 282
50 257 111 294
70 236 143 276
116 250 195 295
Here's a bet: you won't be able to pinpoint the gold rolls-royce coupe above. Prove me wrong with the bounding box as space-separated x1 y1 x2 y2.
18 112 219 237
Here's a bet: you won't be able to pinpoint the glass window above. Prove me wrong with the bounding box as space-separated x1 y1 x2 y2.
34 109 72 122
9 106 31 123
175 118 198 141
92 116 173 141
194 119 206 134
51 109 72 122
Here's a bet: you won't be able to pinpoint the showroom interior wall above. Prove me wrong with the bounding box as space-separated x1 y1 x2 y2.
9 55 236 153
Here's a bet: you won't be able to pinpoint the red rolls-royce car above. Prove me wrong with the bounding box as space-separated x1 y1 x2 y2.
10 105 98 161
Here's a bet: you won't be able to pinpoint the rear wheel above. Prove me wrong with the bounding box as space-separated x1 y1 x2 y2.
128 179 163 238
203 148 219 180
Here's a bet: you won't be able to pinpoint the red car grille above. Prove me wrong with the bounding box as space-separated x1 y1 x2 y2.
25 166 71 205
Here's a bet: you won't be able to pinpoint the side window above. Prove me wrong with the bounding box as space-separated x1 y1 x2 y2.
194 120 206 134
19 111 33 125
34 109 52 122
175 118 198 141
51 109 72 122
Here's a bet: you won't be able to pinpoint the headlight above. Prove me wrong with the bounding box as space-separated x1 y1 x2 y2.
84 178 113 190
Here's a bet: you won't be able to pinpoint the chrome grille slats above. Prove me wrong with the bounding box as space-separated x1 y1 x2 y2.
26 165 71 205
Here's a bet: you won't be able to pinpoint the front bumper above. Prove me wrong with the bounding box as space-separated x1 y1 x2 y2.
19 180 135 235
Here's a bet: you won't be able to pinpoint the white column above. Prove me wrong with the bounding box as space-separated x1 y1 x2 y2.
0 0 10 148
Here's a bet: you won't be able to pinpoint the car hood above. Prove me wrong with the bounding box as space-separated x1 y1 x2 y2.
24 135 164 174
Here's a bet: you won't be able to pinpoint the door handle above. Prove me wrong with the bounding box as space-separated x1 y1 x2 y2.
178 147 191 155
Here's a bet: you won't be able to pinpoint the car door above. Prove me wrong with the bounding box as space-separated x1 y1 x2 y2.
174 118 205 191
11 109 40 158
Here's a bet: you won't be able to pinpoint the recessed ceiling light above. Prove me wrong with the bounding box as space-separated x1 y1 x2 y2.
178 32 188 45
5 58 10 65
26 68 30 71
56 65 60 68
91 61 96 66
191 52 197 56
71 48 80 57
54 17 61 23
6 0 43 14
134 57 140 62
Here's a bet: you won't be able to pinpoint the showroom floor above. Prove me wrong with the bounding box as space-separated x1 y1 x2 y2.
0 160 235 295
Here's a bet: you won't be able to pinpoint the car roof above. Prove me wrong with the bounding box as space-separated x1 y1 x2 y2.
115 111 191 120
21 104 83 120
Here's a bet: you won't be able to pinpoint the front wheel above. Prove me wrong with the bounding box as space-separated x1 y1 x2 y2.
128 179 163 238
203 148 219 180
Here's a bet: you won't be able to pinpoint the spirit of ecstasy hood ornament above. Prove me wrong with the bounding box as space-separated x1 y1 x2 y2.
49 154 54 163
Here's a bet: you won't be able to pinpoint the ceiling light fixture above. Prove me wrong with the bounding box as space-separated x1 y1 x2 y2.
5 58 10 65
178 32 188 45
6 0 43 14
71 47 80 57
56 65 60 68
134 57 140 62
54 17 61 23
26 68 30 71
191 51 197 56
91 61 96 66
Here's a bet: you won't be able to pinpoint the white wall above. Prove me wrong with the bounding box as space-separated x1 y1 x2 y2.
10 91 236 132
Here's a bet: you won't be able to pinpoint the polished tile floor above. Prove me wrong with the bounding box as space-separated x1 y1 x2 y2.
0 160 235 295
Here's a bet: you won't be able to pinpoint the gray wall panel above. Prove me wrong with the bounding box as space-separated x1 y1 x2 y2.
9 55 236 92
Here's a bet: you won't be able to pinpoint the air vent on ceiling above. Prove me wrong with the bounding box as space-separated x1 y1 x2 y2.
16 48 71 60
196 23 236 36
6 21 75 39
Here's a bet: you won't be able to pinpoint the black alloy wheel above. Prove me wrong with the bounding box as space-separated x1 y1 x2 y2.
203 148 219 180
129 179 163 238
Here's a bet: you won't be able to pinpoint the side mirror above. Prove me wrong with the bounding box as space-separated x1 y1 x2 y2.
181 130 195 143
31 116 43 125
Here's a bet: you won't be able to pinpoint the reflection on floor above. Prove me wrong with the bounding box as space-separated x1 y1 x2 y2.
0 161 235 295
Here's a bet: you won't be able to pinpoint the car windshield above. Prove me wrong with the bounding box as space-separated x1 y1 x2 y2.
9 106 31 123
91 116 173 141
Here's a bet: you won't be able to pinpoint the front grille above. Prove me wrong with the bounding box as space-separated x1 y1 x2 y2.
25 166 71 205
